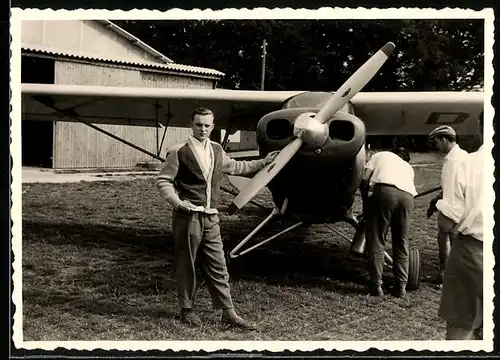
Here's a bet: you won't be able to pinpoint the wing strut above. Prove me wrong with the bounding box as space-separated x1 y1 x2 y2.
155 101 160 156
157 101 172 158
221 116 236 151
32 95 165 162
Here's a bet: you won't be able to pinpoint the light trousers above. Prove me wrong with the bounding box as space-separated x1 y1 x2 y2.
172 209 234 310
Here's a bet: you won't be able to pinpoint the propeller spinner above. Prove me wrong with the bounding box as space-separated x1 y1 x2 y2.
227 42 396 215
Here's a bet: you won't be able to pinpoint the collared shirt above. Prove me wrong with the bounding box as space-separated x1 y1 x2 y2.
454 145 484 241
364 151 417 196
436 143 469 223
186 135 214 209
187 135 213 179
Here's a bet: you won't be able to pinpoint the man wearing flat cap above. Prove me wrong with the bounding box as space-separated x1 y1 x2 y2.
438 113 484 340
427 125 468 286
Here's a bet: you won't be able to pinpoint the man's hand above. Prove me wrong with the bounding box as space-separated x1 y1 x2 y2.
359 181 371 215
426 195 441 219
263 151 280 165
426 206 436 219
176 200 198 213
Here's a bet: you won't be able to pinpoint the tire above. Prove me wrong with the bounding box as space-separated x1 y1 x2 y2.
406 248 421 291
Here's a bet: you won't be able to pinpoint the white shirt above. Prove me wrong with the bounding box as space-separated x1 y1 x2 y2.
365 151 417 196
187 135 213 179
187 135 214 210
435 143 469 223
454 145 484 241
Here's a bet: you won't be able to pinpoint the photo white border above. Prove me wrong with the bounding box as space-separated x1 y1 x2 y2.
10 6 496 353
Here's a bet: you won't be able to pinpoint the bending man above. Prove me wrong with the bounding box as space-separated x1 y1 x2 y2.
360 147 417 298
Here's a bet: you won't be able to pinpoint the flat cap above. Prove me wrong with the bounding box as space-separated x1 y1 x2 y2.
428 125 456 139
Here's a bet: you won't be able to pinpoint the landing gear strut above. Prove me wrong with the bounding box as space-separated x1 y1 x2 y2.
228 198 303 260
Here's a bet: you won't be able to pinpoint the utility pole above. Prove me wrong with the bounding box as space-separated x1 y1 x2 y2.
260 39 267 91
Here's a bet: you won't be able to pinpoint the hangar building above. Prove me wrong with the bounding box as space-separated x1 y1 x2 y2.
21 19 226 169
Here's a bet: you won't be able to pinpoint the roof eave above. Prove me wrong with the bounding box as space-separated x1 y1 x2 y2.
97 20 174 64
21 47 225 80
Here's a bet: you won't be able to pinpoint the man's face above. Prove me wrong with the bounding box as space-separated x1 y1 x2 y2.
432 137 447 153
191 113 214 141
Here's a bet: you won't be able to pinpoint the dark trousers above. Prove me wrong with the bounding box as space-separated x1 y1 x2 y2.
365 184 414 288
172 209 234 310
439 233 483 332
437 212 457 276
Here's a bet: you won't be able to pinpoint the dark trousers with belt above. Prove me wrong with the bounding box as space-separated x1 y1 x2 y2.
365 184 414 288
172 209 234 310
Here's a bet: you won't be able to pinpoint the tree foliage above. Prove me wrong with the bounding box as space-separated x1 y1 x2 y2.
114 19 484 92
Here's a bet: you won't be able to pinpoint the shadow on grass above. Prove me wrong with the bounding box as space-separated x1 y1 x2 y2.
22 219 379 295
22 219 170 252
224 236 374 294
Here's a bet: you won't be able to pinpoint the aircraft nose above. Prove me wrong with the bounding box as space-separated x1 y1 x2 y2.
293 112 329 149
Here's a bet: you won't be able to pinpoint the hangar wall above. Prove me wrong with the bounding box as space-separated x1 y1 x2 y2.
52 60 212 169
21 19 224 170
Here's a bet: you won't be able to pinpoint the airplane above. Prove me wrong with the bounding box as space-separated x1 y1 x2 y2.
20 42 484 291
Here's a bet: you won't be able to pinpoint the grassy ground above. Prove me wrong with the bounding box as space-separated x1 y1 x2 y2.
20 157 446 341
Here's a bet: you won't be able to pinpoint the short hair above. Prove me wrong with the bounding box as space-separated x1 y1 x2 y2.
191 107 214 122
391 146 411 162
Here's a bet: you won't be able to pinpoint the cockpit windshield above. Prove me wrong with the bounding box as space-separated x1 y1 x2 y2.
282 91 354 114
282 92 333 109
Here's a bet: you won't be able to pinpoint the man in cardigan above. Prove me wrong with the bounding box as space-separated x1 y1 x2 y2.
157 107 278 329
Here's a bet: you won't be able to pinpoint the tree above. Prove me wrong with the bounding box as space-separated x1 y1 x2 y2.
114 19 484 92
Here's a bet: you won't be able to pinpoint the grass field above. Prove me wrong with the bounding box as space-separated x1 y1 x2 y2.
20 156 447 342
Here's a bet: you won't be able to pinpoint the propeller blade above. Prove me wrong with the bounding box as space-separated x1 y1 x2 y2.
314 42 395 124
227 138 303 215
227 175 252 192
227 42 396 214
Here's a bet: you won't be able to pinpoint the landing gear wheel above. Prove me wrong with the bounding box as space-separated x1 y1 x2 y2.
406 248 421 291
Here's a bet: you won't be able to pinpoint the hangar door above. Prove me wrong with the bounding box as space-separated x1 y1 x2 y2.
21 55 55 168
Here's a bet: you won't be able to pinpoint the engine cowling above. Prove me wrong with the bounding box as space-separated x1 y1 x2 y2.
256 108 366 162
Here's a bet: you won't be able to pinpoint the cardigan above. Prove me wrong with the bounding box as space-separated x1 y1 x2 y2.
157 138 267 214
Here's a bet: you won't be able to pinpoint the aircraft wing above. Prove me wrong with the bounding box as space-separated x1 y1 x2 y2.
22 84 484 136
351 91 484 136
21 83 303 132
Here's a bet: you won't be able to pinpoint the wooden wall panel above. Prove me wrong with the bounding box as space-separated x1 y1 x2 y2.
52 60 215 169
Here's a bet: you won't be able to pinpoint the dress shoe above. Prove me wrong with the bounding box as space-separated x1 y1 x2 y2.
180 308 202 326
221 311 256 330
368 285 384 296
393 284 407 298
435 271 444 289
429 271 444 285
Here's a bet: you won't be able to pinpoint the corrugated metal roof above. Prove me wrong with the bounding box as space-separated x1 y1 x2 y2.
22 45 225 79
